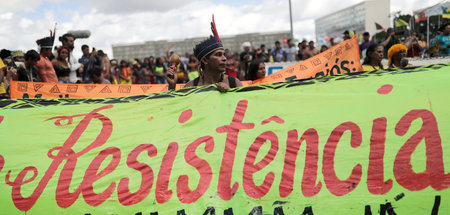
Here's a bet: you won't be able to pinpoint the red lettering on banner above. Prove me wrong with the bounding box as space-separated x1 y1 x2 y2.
155 142 178 203
177 136 214 203
0 154 4 172
82 147 121 206
5 105 114 211
118 144 157 206
243 131 279 198
279 129 322 198
394 109 450 191
216 100 255 200
322 121 362 196
367 118 392 194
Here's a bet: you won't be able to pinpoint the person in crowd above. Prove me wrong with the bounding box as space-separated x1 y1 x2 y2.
52 46 72 83
285 39 297 62
240 41 253 77
58 33 82 83
118 60 132 84
90 67 111 84
0 57 18 98
329 37 337 47
11 50 25 65
225 49 238 78
362 44 384 71
387 44 411 69
17 50 40 82
381 28 400 58
257 44 269 62
78 44 90 82
432 23 450 57
297 40 307 60
320 45 329 53
343 30 351 40
308 41 320 57
154 57 167 84
272 41 286 62
359 32 376 58
97 50 111 82
187 54 199 81
166 19 242 92
110 59 119 84
36 33 58 83
247 59 266 81
406 33 424 58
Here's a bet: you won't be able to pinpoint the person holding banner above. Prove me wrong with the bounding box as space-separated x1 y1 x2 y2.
166 15 242 92
362 44 384 71
387 44 411 69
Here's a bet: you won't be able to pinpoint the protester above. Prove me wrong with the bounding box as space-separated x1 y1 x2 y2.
90 67 111 84
187 54 199 81
11 50 25 64
153 57 167 84
320 45 328 53
36 33 58 83
406 33 424 58
52 46 72 83
308 41 320 57
433 23 450 57
118 60 132 84
362 44 384 71
166 17 242 92
17 50 40 82
240 42 253 76
58 33 82 83
285 39 297 62
257 44 269 62
387 44 410 69
297 40 307 60
247 59 266 81
359 32 376 58
343 30 351 40
272 41 286 62
225 49 238 78
381 28 400 58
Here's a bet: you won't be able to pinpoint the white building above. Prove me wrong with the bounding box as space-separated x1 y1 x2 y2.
315 0 390 45
112 31 291 61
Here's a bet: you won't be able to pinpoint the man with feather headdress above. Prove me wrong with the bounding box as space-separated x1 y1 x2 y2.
166 15 243 92
36 27 58 83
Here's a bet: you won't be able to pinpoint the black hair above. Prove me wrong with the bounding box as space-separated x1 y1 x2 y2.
24 50 40 61
363 43 384 69
260 44 265 48
287 39 292 44
0 49 11 59
275 41 280 45
97 50 105 57
59 33 74 42
247 59 264 81
363 32 370 36
81 44 89 50
89 67 102 78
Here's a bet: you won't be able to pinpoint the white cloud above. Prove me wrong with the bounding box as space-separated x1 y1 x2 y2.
0 0 445 60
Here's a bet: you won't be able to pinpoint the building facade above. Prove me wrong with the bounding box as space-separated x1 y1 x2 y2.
112 31 291 61
315 0 390 45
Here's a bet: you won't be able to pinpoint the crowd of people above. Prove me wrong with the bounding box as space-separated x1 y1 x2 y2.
0 22 449 98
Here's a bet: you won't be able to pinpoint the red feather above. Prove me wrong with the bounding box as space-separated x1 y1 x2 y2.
211 14 221 42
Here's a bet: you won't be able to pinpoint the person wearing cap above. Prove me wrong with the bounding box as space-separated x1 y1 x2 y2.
381 28 400 58
36 32 58 83
359 32 376 58
11 50 25 64
166 16 242 92
387 44 411 69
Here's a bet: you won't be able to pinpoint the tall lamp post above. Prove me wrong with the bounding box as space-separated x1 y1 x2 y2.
289 0 294 40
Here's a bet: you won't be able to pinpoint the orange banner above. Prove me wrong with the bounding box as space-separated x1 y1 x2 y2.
10 37 361 99
252 36 362 85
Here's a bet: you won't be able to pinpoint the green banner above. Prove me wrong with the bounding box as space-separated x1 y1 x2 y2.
1 64 449 214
